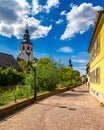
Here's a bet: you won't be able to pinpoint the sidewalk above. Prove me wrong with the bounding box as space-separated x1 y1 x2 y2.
0 85 104 130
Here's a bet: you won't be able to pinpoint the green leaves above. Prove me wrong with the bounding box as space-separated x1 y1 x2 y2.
36 57 58 90
0 67 23 86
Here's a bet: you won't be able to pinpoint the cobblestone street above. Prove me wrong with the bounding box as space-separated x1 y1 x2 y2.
0 85 104 130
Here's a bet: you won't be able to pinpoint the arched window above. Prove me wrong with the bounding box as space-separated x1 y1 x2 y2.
23 45 25 50
28 46 30 50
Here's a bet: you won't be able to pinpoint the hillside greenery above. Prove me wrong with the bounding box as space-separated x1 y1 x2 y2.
0 57 81 105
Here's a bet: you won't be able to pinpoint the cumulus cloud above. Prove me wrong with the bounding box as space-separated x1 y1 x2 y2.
60 10 66 15
0 0 52 39
57 46 73 53
56 19 63 24
24 17 52 39
32 0 60 14
44 0 60 13
32 0 43 15
60 3 103 40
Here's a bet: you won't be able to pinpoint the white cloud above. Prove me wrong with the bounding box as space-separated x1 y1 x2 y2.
32 0 43 15
60 10 66 15
32 0 60 14
56 19 63 24
60 3 103 40
0 0 52 39
57 46 73 53
72 59 87 63
45 0 60 13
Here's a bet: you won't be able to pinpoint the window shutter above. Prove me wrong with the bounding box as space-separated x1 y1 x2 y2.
98 67 100 84
98 34 100 52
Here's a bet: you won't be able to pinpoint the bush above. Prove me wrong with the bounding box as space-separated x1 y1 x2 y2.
0 67 24 86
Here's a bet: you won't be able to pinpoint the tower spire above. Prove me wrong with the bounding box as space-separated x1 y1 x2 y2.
22 23 32 44
26 22 28 30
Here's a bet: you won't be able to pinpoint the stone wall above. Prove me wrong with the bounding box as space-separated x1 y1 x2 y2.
0 86 73 117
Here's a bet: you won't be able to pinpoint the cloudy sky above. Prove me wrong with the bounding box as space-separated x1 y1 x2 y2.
0 0 104 75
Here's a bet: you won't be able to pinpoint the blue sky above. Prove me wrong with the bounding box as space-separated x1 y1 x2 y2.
0 0 104 75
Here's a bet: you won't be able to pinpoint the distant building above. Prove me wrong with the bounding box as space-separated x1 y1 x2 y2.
0 52 22 71
17 26 34 62
80 75 86 83
88 10 104 103
86 62 90 89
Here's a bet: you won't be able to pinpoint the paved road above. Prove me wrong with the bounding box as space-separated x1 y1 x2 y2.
0 85 104 130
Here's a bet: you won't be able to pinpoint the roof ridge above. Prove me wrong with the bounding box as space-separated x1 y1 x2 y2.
0 52 13 57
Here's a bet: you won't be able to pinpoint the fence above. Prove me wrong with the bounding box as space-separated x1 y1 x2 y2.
0 91 34 106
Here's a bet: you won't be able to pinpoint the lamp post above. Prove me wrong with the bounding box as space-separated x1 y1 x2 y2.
33 62 37 102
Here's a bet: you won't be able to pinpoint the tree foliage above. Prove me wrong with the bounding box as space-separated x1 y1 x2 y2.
36 57 58 90
0 57 81 90
0 67 24 86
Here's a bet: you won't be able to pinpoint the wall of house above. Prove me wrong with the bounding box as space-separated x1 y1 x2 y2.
90 21 104 103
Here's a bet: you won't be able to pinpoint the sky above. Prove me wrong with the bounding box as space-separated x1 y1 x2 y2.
0 0 104 75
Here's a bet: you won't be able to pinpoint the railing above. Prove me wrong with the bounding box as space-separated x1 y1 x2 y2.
0 91 34 106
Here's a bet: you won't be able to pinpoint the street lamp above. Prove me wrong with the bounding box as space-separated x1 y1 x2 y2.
33 62 37 102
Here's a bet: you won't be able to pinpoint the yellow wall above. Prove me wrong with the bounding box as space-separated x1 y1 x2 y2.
90 23 104 93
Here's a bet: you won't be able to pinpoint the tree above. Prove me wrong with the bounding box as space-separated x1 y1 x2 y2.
0 67 24 86
18 60 26 69
36 57 58 90
71 70 80 86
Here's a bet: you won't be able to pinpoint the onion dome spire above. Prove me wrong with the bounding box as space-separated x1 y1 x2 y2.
23 23 30 42
21 23 32 45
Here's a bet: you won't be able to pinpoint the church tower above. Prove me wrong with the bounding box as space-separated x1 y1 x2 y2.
17 25 34 62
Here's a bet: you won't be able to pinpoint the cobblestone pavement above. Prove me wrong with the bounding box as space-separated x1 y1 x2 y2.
0 85 104 130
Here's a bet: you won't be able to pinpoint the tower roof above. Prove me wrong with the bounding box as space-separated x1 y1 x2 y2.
68 58 73 67
21 25 32 45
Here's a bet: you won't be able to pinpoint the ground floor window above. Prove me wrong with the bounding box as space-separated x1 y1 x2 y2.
90 67 100 84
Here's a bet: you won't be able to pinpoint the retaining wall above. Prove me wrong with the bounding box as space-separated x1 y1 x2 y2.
0 86 72 118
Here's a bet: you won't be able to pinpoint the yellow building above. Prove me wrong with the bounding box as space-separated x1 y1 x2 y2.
88 11 104 103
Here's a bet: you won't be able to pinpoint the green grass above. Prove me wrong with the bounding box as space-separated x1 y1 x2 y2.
0 86 50 106
37 90 50 95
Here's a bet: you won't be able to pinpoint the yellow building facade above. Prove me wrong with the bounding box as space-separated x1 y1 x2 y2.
88 11 104 103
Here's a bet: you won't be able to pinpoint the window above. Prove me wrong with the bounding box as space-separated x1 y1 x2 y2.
90 34 100 62
98 67 100 84
94 41 97 57
23 45 25 50
97 34 100 52
28 46 30 50
90 67 100 84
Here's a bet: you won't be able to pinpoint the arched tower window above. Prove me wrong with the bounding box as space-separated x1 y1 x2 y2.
23 45 25 50
28 46 30 50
